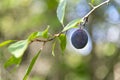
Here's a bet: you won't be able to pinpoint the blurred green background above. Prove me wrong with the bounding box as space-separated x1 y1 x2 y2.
0 0 120 80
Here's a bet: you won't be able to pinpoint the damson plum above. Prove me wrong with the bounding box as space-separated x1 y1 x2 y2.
66 28 92 55
71 29 88 49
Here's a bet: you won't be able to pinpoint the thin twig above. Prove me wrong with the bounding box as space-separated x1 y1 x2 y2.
83 0 110 19
82 0 110 25
12 1 112 80
32 32 62 43
80 0 110 27
32 0 110 43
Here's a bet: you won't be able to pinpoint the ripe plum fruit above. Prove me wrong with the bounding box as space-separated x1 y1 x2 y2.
71 29 88 49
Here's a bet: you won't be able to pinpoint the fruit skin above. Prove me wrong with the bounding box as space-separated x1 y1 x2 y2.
71 28 88 49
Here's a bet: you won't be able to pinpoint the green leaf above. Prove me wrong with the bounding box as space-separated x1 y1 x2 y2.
42 26 50 38
62 18 83 32
52 41 56 56
28 32 42 42
8 40 29 58
0 40 16 47
57 0 66 25
4 56 22 68
23 50 41 80
59 34 66 52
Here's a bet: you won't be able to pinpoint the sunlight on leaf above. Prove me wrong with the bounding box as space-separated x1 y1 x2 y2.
8 40 29 58
23 50 41 80
62 18 83 32
57 0 66 25
0 40 16 47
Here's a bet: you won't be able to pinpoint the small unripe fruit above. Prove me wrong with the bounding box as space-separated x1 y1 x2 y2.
71 29 88 49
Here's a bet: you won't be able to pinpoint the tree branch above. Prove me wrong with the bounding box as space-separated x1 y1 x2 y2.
31 32 62 43
32 0 110 44
23 0 111 79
